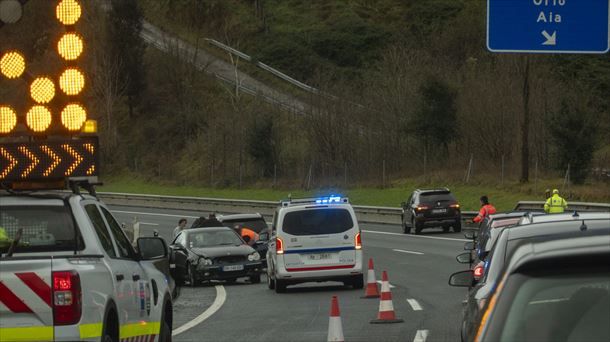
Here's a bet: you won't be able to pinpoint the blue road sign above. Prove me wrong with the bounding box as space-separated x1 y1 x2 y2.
487 0 610 53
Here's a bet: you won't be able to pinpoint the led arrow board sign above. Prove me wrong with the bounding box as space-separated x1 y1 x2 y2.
0 137 98 182
487 0 610 53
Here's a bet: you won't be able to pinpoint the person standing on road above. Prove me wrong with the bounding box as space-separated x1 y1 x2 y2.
173 218 187 238
473 195 497 224
544 189 568 213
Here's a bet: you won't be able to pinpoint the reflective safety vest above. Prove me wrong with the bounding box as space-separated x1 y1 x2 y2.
544 194 568 213
241 227 259 244
473 204 497 223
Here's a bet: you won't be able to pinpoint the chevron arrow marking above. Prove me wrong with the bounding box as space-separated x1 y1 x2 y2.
0 147 18 179
18 146 40 178
62 144 83 176
41 145 61 177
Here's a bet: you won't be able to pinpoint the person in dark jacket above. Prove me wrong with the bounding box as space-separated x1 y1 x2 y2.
192 213 223 228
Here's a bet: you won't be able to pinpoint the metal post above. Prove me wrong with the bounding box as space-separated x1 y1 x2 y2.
382 160 386 189
273 164 277 188
535 159 539 193
501 154 505 185
344 161 347 186
239 164 242 190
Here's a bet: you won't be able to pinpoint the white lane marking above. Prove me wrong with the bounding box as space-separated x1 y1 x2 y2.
111 210 199 219
407 298 423 311
393 249 424 255
139 222 159 226
362 229 468 242
376 280 395 288
172 285 226 336
413 329 429 342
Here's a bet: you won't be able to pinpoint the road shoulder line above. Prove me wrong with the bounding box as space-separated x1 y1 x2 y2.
172 285 227 336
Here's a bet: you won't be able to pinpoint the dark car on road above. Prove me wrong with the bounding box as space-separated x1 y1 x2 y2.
218 213 270 266
450 212 610 342
463 233 610 342
401 188 461 234
169 227 263 286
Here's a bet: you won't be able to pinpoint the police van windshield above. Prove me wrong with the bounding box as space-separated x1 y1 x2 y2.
282 208 353 236
0 205 83 254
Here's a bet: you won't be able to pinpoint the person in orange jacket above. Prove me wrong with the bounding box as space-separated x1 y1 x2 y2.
473 195 497 224
240 227 259 246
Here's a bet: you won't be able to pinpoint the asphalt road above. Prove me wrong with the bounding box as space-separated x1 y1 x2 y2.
111 206 469 342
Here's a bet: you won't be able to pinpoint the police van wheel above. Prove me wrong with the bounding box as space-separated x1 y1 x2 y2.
275 279 287 293
267 273 276 289
350 275 364 289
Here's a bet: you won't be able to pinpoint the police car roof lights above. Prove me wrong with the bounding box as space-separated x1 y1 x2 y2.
280 195 349 207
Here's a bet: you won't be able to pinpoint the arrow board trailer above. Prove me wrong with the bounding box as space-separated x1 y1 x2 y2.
487 0 610 53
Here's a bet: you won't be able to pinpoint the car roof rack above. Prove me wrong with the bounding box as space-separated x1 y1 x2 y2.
279 195 349 207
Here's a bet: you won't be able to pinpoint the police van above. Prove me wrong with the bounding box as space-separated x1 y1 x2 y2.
266 196 363 293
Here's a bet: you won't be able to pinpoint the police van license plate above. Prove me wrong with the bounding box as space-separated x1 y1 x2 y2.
307 253 332 261
223 265 244 272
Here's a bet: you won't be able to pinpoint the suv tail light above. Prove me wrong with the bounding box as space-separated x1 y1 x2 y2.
473 264 484 280
354 232 362 250
276 237 284 255
52 271 82 325
449 203 460 209
415 205 430 212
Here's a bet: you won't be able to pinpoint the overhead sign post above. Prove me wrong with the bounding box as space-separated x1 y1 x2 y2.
487 0 610 53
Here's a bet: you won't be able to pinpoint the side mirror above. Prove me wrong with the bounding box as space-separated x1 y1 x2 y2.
464 231 478 240
449 270 474 287
259 232 269 241
138 237 168 260
464 241 475 250
456 252 472 264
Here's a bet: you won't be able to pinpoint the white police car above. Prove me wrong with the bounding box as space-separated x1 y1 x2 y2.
266 196 363 293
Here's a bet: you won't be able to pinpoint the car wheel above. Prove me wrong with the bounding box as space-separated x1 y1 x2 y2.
250 275 261 284
267 273 275 289
443 225 450 233
275 279 287 293
454 220 462 233
186 264 197 287
414 220 423 235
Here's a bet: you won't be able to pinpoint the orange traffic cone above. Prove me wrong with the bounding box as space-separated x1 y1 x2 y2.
362 258 380 298
370 271 403 324
327 296 345 342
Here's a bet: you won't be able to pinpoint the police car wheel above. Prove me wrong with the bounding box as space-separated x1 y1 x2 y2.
159 317 172 342
267 273 275 289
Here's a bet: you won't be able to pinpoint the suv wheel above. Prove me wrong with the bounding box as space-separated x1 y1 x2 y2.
414 219 424 235
267 273 275 289
443 226 450 233
454 220 462 233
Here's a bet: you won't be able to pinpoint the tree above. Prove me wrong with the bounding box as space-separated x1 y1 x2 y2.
247 115 277 177
412 76 458 158
107 0 145 117
549 104 598 184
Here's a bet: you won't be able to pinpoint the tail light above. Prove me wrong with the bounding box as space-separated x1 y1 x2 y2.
276 237 284 255
473 264 484 280
449 203 460 209
52 271 82 325
354 232 362 250
415 205 430 212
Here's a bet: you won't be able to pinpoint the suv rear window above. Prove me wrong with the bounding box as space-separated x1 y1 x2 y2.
221 218 268 233
282 208 354 236
0 205 84 254
419 192 456 204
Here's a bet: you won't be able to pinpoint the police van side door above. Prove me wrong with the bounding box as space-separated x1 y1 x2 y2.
100 207 153 331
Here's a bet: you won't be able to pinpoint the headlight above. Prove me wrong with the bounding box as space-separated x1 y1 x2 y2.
248 252 260 261
201 258 213 266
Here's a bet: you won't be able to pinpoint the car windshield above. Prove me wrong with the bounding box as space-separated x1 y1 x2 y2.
497 269 610 342
221 218 268 234
282 208 353 236
419 192 455 205
0 205 83 254
187 230 243 248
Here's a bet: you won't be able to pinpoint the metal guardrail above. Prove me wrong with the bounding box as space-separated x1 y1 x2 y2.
514 201 610 212
98 192 478 227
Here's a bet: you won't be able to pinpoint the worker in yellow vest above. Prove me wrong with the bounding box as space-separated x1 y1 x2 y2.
544 189 568 213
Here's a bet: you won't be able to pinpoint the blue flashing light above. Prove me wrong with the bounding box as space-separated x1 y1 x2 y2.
315 195 343 205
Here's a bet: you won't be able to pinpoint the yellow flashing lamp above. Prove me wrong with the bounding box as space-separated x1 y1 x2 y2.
0 106 18 134
30 77 56 104
59 68 85 95
61 103 87 131
57 33 84 61
0 51 25 79
26 105 52 132
56 0 81 26
81 119 97 134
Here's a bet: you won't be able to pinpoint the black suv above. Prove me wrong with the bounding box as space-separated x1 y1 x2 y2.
401 188 461 234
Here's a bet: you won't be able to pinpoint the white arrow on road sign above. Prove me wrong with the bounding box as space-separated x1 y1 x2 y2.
542 30 556 46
